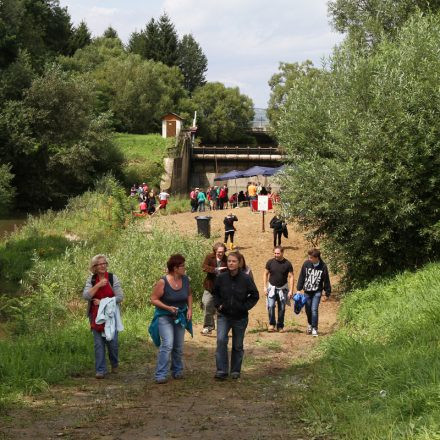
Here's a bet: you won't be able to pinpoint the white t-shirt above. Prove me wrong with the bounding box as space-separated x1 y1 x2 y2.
159 192 169 201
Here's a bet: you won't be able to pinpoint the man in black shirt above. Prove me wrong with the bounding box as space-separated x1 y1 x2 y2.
263 246 294 332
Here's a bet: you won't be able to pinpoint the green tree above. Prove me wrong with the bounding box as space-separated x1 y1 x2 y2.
128 14 179 66
69 20 91 55
128 18 161 61
276 13 440 286
103 26 118 39
267 61 320 131
0 65 123 210
184 82 254 143
0 0 74 68
0 164 15 217
329 0 440 47
178 34 207 93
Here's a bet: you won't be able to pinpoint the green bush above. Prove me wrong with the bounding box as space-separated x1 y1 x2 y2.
294 263 440 439
276 13 440 287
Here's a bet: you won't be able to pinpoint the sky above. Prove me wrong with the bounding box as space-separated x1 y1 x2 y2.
59 0 344 108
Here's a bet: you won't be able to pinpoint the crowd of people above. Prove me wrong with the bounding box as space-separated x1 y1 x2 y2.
189 182 279 213
130 183 170 215
83 242 331 383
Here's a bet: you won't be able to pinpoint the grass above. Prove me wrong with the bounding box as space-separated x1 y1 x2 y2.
113 133 174 189
113 133 174 161
291 262 440 440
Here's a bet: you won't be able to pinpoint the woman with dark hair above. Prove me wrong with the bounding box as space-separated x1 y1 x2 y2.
149 254 193 383
213 252 259 380
296 248 331 337
237 252 254 281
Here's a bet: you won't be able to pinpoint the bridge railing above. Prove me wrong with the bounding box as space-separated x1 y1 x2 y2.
192 145 283 156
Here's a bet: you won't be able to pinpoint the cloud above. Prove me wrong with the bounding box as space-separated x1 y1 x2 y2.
61 0 344 107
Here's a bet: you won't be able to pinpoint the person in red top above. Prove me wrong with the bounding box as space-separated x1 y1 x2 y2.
83 255 124 378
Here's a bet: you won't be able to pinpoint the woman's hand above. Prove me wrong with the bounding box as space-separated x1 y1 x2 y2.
93 298 101 306
187 308 192 321
96 278 108 288
169 306 178 315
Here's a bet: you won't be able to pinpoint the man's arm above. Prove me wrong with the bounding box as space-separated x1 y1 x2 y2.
288 271 294 298
262 268 270 296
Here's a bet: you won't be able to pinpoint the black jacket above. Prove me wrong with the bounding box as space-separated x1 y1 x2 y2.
213 270 259 319
297 260 331 296
270 216 284 232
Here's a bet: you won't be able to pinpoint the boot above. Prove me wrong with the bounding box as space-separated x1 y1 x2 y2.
229 242 234 250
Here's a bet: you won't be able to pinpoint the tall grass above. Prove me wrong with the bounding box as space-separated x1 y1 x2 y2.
293 263 440 440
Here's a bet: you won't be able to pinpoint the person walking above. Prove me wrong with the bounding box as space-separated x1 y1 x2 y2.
201 243 228 335
83 255 124 379
224 213 238 250
209 186 218 210
263 246 294 332
270 215 284 247
149 254 193 383
247 182 257 210
197 189 207 212
213 252 259 380
296 248 331 337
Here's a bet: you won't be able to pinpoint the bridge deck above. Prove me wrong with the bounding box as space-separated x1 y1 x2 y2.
192 145 285 161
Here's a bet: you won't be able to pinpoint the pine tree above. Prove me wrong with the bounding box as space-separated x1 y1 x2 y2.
178 34 207 93
157 13 178 66
103 26 118 39
69 20 91 54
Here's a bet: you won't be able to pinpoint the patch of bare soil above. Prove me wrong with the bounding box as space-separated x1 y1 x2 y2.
0 207 338 440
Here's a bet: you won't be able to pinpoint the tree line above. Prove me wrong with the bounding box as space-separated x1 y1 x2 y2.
268 0 440 286
0 1 254 213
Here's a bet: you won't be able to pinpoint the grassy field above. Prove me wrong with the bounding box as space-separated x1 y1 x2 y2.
292 263 440 440
113 133 174 160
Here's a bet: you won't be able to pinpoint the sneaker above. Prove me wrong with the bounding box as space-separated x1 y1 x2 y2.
278 328 285 333
95 372 105 379
268 325 276 333
214 372 227 381
173 373 184 380
155 378 168 384
111 366 118 374
306 325 312 335
201 327 212 335
312 328 318 337
231 372 240 380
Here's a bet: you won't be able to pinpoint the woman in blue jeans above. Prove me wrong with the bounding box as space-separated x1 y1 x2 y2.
213 252 259 380
296 248 331 337
150 254 193 384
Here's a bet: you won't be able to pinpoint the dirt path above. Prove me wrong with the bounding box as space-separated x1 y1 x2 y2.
1 207 338 440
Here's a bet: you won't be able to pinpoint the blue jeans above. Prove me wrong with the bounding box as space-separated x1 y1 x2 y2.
198 201 205 212
155 315 185 380
305 291 322 329
267 290 286 329
92 329 118 374
216 314 248 376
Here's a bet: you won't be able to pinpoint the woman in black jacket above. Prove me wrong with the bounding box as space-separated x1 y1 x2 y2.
270 215 284 247
296 248 331 337
213 252 259 380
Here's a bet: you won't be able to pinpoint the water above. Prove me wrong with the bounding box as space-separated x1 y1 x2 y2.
0 218 26 237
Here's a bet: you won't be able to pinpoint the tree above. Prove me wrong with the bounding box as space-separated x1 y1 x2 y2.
97 55 187 133
0 164 15 217
0 65 123 210
267 61 320 132
128 18 161 61
328 0 440 47
69 20 91 55
128 14 179 66
0 0 74 68
178 34 207 93
276 13 440 287
157 13 179 66
184 82 254 144
103 26 118 39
